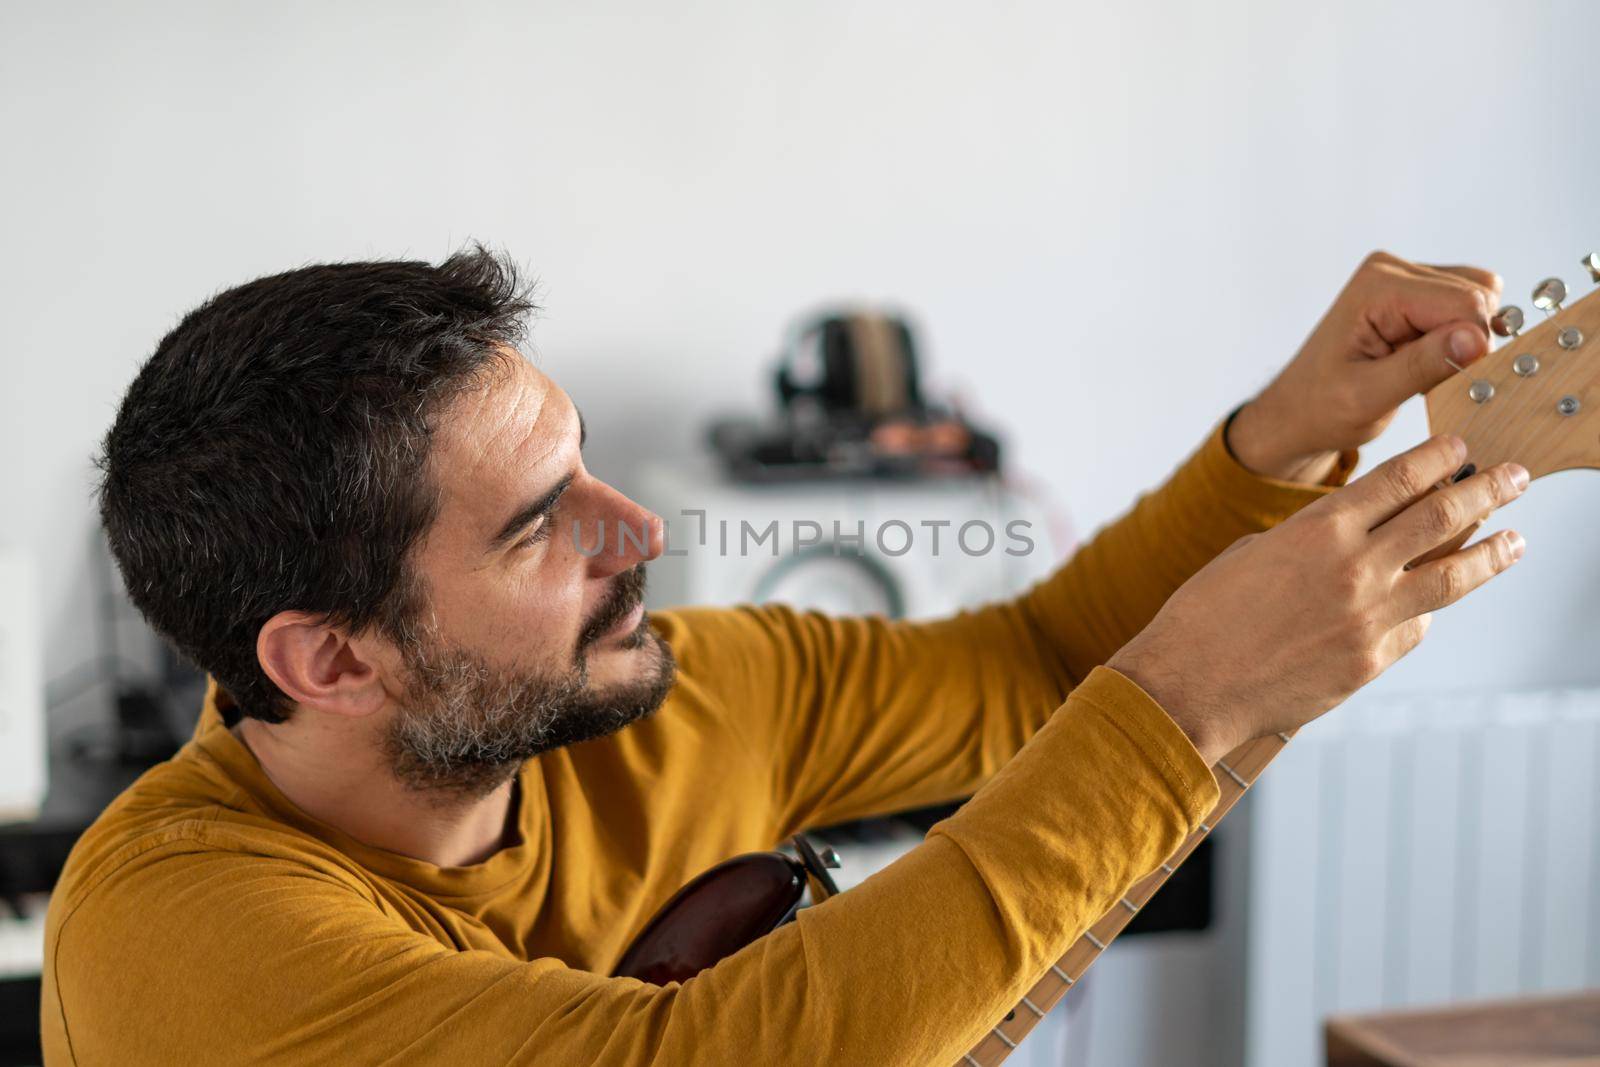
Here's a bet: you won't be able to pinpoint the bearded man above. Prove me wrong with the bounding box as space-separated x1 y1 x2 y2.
42 246 1525 1065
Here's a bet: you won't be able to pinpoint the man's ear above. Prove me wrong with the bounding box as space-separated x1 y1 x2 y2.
256 611 390 719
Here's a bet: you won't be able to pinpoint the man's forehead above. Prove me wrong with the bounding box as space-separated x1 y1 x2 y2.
431 360 576 522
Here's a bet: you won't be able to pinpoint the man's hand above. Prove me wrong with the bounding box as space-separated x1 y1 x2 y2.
1228 251 1502 484
1106 435 1525 764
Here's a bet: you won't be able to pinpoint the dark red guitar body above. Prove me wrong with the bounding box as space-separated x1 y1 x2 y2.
612 837 840 985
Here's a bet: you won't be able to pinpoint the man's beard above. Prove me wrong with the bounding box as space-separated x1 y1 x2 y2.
383 564 676 802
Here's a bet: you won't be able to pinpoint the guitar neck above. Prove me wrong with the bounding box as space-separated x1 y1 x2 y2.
955 729 1293 1067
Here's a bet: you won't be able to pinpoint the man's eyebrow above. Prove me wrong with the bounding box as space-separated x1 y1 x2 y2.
489 473 575 550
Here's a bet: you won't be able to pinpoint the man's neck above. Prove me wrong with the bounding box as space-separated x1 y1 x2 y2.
231 716 520 868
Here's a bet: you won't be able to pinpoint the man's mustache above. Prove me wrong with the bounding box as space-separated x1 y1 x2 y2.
577 565 649 651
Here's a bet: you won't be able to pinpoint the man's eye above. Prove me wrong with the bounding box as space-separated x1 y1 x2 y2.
519 520 553 549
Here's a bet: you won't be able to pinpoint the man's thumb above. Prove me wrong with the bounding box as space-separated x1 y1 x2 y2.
1380 320 1489 401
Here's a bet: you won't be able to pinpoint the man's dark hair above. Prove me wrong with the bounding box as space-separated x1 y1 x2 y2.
97 245 536 725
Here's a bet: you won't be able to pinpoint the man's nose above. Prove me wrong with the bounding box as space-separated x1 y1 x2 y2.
580 482 663 577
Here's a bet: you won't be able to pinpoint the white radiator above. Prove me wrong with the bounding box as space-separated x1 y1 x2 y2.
1244 687 1600 1067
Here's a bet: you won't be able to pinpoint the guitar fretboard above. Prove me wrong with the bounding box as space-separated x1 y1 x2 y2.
955 730 1293 1066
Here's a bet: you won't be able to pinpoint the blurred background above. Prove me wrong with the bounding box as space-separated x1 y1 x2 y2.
4 1 1600 1064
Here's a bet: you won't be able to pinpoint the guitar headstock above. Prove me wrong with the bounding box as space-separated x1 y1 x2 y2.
1426 254 1600 481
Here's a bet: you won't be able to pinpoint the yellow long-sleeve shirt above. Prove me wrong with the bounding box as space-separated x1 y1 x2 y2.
41 420 1345 1066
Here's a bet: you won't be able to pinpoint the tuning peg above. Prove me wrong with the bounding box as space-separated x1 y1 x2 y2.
1533 277 1567 313
1584 253 1600 285
1491 305 1524 337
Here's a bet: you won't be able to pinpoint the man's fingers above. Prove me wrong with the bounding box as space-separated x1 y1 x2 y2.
1364 318 1490 404
1331 434 1470 528
1375 461 1527 563
1366 273 1491 348
1406 519 1481 570
1396 530 1525 618
1423 264 1503 299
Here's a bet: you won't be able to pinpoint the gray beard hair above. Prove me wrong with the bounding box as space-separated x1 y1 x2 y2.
383 619 676 803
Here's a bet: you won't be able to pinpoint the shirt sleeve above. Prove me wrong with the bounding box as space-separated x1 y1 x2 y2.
659 416 1353 832
44 668 1217 1067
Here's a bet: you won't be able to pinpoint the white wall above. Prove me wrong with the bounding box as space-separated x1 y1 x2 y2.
6 1 1600 1064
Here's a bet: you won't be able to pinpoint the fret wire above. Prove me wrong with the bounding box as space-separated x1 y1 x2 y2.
1159 861 1176 874
991 1027 1017 1050
1084 931 1107 951
1028 986 1063 1021
1119 897 1139 914
964 1054 983 1067
1215 760 1250 788
1225 750 1269 793
1049 963 1074 985
1020 996 1045 1017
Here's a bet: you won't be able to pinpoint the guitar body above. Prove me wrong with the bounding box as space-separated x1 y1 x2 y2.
612 837 839 985
612 850 802 984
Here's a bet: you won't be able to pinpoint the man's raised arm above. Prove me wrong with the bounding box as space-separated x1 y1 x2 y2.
670 252 1507 829
660 417 1345 832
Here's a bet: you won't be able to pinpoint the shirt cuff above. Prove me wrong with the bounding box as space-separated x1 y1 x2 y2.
1068 665 1220 828
1196 410 1357 527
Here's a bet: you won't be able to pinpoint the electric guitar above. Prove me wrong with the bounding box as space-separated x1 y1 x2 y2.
615 253 1600 1065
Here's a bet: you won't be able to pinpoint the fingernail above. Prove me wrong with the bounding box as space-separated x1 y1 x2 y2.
1509 464 1530 492
1506 531 1525 560
1450 327 1484 365
1447 435 1468 461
